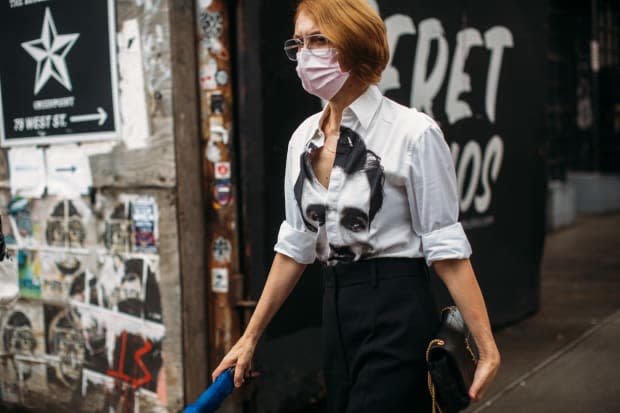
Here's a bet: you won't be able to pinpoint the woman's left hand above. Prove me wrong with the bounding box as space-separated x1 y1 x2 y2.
468 346 501 402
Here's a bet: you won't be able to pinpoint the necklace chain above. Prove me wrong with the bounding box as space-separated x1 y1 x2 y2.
324 145 337 154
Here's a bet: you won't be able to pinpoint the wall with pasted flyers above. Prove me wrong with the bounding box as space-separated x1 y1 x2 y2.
0 0 184 411
0 195 169 412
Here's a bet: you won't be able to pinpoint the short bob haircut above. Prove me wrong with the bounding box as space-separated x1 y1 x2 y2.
295 0 389 85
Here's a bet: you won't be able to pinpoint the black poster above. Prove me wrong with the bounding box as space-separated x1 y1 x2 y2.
0 0 119 146
261 0 547 326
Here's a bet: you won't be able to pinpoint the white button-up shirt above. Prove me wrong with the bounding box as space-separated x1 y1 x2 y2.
274 85 471 267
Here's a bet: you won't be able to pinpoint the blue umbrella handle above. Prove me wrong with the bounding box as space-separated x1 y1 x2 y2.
183 368 235 413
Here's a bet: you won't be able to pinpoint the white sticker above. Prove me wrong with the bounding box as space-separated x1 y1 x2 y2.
212 236 232 263
211 268 228 293
210 125 229 144
200 58 218 90
46 144 93 197
215 70 228 86
206 141 221 162
8 147 46 197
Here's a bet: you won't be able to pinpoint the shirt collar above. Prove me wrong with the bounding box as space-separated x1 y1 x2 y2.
345 84 383 131
308 85 383 147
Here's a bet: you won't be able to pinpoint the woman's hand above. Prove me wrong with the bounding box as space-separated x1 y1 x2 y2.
210 253 306 388
211 334 258 388
469 345 501 402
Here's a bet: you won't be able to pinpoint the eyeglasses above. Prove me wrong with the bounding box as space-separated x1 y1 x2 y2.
283 34 333 61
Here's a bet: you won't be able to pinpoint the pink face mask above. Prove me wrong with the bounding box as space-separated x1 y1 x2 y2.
296 48 350 101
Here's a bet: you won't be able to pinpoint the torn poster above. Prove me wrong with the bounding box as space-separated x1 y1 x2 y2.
117 19 150 150
0 301 47 405
30 197 95 251
17 249 42 299
8 147 46 198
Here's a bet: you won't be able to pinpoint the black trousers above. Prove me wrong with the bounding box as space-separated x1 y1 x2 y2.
322 258 440 413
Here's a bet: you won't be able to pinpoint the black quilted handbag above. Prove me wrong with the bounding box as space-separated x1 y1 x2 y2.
426 306 478 413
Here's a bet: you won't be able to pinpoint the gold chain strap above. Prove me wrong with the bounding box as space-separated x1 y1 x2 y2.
426 339 445 413
465 337 478 365
426 337 478 413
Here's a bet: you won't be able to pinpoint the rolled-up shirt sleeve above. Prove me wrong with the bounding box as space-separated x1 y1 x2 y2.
273 141 317 264
406 124 472 266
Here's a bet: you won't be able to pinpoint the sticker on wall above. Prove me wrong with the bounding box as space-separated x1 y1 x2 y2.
212 236 231 264
131 197 158 254
211 268 228 293
215 69 228 86
210 125 229 145
214 161 231 180
209 91 225 114
214 180 232 207
199 10 222 39
199 10 222 47
199 58 218 90
102 195 159 254
206 141 222 163
206 126 229 163
206 92 225 128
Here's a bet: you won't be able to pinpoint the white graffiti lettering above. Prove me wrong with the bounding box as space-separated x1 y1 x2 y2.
451 135 504 214
380 15 514 124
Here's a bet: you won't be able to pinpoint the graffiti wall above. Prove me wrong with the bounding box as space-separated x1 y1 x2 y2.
0 195 167 411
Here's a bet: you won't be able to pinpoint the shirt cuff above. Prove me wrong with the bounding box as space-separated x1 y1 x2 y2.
273 221 317 264
421 222 472 266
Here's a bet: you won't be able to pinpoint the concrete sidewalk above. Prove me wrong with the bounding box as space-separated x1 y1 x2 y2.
466 213 620 413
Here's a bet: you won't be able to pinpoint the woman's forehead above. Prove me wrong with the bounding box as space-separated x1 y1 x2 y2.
294 11 319 36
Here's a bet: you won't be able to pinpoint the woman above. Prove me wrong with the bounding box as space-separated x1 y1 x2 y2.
212 0 500 411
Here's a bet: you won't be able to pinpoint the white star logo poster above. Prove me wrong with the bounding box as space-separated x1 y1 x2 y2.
0 0 119 146
21 8 80 95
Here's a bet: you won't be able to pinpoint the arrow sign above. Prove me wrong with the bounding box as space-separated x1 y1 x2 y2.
70 107 108 126
55 166 77 173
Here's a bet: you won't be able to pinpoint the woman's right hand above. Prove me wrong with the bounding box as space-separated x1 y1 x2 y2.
211 334 258 388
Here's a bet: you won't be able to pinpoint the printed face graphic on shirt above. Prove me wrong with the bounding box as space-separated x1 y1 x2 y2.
328 168 373 263
298 177 329 259
294 126 384 265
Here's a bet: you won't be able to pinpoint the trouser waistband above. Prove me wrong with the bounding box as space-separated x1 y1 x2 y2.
322 257 428 288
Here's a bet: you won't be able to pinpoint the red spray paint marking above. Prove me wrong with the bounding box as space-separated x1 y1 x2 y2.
107 331 153 389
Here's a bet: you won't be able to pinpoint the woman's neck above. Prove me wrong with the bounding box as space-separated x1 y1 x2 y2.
323 78 368 136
